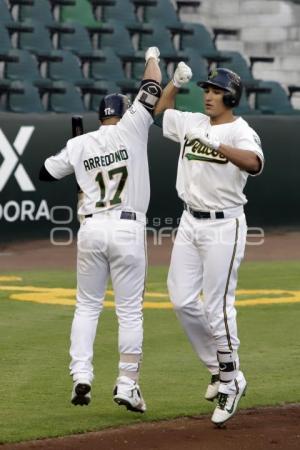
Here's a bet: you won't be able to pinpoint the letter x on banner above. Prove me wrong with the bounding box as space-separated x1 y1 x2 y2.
0 127 35 192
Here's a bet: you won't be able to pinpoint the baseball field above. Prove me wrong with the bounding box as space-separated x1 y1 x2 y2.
0 235 300 449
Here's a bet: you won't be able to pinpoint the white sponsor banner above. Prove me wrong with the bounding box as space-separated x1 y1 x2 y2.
0 127 35 192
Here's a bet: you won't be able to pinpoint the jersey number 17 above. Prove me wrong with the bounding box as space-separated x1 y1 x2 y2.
95 165 128 208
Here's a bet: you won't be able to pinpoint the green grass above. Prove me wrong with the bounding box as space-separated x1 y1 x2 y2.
0 261 299 443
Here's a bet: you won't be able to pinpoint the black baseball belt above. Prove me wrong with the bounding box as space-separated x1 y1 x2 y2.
184 202 225 219
84 211 137 220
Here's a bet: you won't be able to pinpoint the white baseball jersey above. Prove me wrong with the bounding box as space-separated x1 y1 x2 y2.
45 99 153 216
163 110 264 211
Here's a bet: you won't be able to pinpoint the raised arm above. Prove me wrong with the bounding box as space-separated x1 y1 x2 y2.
154 62 193 116
132 47 163 115
143 47 162 84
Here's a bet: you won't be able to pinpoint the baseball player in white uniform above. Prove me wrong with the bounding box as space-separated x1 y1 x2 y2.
39 47 163 413
155 66 264 425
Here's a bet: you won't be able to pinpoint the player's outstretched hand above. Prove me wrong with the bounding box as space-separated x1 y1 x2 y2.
145 47 160 63
186 128 220 150
173 62 193 88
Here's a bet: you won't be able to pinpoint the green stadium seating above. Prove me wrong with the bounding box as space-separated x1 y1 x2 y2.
60 0 102 29
0 23 12 55
143 0 184 28
0 0 297 115
46 50 93 88
0 0 13 25
181 23 228 64
184 48 208 81
221 51 258 88
234 90 260 115
5 49 48 85
48 81 85 112
99 20 135 58
101 0 137 24
255 81 300 115
18 19 53 55
58 20 95 55
175 81 204 113
89 46 137 92
16 0 56 26
6 80 45 113
89 46 124 80
138 22 180 62
89 79 120 111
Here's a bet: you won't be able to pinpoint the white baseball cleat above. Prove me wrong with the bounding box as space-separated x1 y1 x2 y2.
71 380 91 406
113 376 146 413
205 374 220 401
211 371 247 426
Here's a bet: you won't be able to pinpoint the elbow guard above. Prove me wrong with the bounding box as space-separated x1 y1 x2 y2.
137 79 162 113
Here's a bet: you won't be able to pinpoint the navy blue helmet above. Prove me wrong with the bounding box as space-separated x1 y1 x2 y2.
99 93 131 120
198 68 243 107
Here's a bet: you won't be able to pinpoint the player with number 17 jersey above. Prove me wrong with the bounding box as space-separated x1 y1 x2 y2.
39 47 163 413
44 100 152 216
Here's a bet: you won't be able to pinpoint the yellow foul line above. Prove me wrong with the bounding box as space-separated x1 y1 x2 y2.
1 282 300 308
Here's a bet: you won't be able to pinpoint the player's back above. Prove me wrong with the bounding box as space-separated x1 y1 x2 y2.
44 98 153 216
68 103 152 216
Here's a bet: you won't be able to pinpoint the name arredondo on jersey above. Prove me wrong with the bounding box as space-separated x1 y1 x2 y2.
84 148 128 171
183 137 228 164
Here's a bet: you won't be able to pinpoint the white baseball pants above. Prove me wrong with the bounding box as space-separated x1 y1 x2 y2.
168 211 247 375
70 214 147 384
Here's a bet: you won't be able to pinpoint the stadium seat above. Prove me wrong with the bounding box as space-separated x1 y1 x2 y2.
143 0 184 28
58 20 95 55
233 90 260 115
175 81 204 113
88 46 124 80
99 20 135 59
101 0 137 24
48 81 85 112
89 46 137 92
53 20 107 80
14 0 56 26
140 0 193 52
184 48 208 82
181 23 228 64
0 23 12 55
4 49 49 85
17 19 53 55
56 19 108 72
221 51 258 88
46 49 93 87
89 79 120 111
6 80 45 113
60 0 102 29
255 81 300 115
0 0 13 25
138 22 180 62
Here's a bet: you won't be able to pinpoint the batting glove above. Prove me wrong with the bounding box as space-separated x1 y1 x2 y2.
185 128 221 150
145 47 160 63
172 62 193 88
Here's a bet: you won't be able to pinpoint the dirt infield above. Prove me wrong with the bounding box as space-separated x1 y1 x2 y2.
0 231 299 449
1 230 300 270
1 405 299 450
